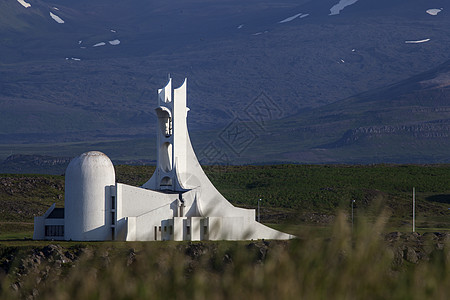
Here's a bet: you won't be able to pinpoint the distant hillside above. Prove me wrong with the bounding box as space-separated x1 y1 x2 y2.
0 0 449 164
0 154 156 175
248 59 450 164
0 154 71 175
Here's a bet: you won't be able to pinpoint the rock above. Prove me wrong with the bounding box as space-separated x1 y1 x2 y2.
386 232 402 242
11 283 19 292
127 248 136 266
391 247 403 267
64 251 75 261
422 232 438 240
403 246 419 264
246 241 268 262
223 253 233 265
185 242 208 259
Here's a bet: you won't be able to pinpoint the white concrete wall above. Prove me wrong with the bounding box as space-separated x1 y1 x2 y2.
33 216 45 240
190 217 202 241
115 183 181 241
201 216 292 241
117 183 177 218
126 217 137 241
64 151 115 241
173 79 188 187
218 217 292 240
207 217 223 240
132 205 175 241
173 217 183 241
161 219 173 241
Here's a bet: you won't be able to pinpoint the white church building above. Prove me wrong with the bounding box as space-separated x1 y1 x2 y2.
33 78 293 241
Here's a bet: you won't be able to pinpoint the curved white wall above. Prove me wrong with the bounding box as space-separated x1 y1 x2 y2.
64 151 115 241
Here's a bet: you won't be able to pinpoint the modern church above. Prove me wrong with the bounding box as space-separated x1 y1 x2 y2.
33 78 293 241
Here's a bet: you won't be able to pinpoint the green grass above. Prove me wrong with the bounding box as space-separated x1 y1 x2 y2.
1 164 449 237
0 174 65 223
0 222 34 240
0 213 448 299
0 164 449 299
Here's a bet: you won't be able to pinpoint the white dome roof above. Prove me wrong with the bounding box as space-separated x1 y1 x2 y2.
66 151 115 175
64 151 115 241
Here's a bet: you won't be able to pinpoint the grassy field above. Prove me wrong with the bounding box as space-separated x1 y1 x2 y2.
0 164 449 240
116 164 450 230
0 164 449 299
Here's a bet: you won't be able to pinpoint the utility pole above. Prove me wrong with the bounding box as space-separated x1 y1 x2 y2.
412 187 415 232
352 200 355 231
258 198 261 222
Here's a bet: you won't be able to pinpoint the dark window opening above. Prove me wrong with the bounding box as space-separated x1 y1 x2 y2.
161 176 173 186
45 225 64 237
47 208 64 219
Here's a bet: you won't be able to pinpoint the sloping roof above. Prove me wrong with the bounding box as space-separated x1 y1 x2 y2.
47 208 64 219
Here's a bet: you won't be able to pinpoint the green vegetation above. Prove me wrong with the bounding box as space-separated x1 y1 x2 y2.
0 165 449 298
1 164 449 239
116 164 450 230
0 174 64 225
0 213 449 299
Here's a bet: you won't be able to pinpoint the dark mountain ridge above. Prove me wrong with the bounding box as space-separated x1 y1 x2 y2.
0 0 449 167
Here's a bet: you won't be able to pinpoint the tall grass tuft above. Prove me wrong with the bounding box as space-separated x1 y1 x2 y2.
1 213 448 299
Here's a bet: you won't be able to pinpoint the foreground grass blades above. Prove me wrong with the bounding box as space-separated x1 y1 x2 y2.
0 212 448 300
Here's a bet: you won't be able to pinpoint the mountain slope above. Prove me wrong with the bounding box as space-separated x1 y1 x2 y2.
0 0 449 165
257 59 450 164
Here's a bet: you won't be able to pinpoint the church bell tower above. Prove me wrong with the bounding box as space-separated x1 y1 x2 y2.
143 77 190 191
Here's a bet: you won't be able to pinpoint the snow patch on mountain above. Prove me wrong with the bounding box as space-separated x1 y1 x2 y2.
329 0 359 16
17 0 31 8
252 31 269 36
109 40 120 45
50 12 65 24
426 9 443 16
279 13 309 23
405 39 430 44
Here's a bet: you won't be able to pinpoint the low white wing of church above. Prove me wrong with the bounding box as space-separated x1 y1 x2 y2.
33 78 293 241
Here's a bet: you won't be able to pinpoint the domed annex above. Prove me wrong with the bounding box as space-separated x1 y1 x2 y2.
64 151 116 241
33 77 293 241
